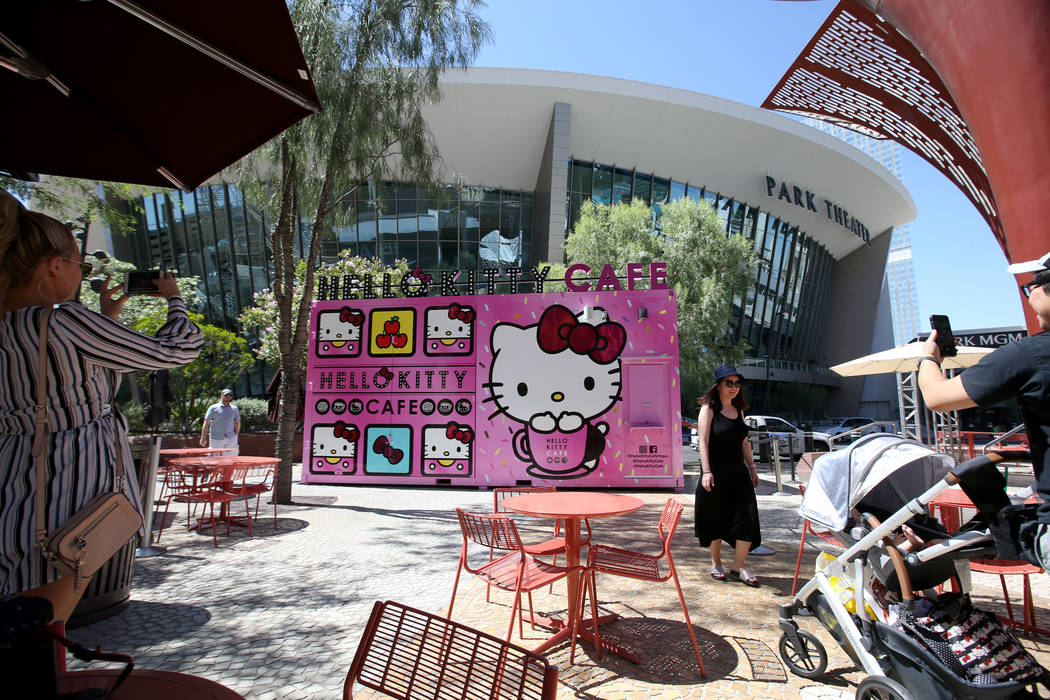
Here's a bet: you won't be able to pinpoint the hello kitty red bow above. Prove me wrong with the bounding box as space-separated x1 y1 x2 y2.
448 303 475 323
338 307 364 326
537 305 626 364
332 421 359 441
445 422 473 444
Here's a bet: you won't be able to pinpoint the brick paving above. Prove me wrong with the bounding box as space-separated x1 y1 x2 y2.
65 446 1050 699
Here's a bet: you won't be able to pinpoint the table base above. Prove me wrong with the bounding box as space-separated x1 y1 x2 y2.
529 612 640 663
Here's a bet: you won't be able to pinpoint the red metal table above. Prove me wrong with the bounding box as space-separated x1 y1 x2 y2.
168 456 280 532
502 491 644 660
58 669 244 699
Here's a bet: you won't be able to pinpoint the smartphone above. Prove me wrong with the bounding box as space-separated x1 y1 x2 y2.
929 314 958 357
124 270 163 295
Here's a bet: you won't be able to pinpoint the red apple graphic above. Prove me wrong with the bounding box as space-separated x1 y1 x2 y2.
376 334 392 348
384 317 400 334
392 333 408 348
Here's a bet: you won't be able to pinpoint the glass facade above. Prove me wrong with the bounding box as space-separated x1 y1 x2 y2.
567 159 837 380
121 183 535 395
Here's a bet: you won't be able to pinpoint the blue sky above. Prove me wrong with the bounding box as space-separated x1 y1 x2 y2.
472 0 1025 332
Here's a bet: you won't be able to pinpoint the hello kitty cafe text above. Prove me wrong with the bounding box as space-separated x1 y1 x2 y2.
304 262 683 489
313 262 669 300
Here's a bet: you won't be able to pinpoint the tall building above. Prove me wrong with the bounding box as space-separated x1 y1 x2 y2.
114 69 916 414
804 118 921 346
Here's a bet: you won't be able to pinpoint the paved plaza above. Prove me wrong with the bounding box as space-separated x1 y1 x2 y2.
65 447 1050 699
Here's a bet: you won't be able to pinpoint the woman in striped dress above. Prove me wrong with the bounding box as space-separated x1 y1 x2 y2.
0 193 203 622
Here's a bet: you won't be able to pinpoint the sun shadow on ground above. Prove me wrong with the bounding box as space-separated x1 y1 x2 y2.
67 600 212 648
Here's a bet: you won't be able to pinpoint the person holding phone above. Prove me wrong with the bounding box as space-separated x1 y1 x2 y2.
918 251 1050 570
0 192 202 622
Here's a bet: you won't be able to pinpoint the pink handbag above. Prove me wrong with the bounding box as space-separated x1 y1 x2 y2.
32 307 142 590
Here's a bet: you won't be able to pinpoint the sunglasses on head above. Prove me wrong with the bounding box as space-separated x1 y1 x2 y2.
60 258 93 276
722 379 742 388
1021 280 1045 299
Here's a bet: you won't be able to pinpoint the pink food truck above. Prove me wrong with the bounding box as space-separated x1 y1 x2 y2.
302 265 683 489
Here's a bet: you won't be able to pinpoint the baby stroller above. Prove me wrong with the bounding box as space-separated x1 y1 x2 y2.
779 433 1050 700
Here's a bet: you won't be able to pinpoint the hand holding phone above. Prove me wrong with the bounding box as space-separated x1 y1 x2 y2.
929 314 958 357
124 270 163 295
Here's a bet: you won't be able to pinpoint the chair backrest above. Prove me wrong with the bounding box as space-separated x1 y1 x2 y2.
457 509 523 553
658 498 684 555
493 486 555 513
345 600 558 700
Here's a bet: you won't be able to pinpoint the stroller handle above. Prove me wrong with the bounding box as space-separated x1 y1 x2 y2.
946 449 1030 485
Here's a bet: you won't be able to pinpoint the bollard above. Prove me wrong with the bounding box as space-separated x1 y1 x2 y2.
771 437 789 496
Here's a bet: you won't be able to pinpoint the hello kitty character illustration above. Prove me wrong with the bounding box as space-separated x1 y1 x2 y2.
309 420 359 474
315 306 364 357
484 304 626 480
423 303 474 356
422 421 474 477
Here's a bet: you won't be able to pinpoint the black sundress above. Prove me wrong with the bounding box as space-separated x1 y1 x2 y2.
694 410 762 550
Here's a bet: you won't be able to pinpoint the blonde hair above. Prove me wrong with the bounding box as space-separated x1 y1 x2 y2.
0 191 75 309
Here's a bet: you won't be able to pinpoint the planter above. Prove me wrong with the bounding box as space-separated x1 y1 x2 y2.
129 431 303 461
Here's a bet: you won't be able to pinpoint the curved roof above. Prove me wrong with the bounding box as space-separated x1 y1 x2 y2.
423 68 916 260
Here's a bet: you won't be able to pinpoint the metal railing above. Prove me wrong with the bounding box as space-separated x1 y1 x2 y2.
823 421 900 444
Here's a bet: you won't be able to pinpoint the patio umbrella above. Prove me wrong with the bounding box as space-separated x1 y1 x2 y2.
830 342 993 377
0 0 320 191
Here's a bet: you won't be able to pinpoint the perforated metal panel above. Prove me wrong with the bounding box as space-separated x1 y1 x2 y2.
762 1 1004 250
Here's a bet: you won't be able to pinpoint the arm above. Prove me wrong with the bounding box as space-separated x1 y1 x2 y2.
200 418 211 447
918 331 978 412
697 405 715 492
55 297 203 373
741 425 759 488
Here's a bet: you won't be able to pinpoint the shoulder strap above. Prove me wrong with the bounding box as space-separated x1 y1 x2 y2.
32 307 130 546
33 307 54 545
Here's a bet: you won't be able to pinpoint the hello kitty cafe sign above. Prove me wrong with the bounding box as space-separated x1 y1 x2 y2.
313 262 669 300
303 262 683 489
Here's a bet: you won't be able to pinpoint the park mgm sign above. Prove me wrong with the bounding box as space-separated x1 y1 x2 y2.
765 175 871 244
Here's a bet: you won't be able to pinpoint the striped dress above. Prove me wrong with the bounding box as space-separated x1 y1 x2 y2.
0 297 203 594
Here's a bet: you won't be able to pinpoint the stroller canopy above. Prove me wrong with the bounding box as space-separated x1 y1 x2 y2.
799 434 954 532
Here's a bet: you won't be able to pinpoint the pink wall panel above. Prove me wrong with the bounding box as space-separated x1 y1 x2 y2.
302 289 682 489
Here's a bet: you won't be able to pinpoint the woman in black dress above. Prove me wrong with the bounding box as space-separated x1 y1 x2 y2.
695 364 761 586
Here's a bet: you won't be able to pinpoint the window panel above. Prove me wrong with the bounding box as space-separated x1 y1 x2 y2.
570 160 593 192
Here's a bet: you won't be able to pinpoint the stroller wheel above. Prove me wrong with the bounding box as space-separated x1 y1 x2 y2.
778 629 827 679
856 675 913 700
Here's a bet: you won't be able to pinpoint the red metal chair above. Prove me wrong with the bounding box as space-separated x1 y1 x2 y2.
582 498 706 676
792 483 845 596
345 600 558 700
154 465 206 543
970 558 1048 638
449 508 587 643
224 464 277 530
184 465 254 547
491 486 592 598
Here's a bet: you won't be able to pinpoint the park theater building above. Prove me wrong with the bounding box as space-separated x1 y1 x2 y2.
115 68 916 415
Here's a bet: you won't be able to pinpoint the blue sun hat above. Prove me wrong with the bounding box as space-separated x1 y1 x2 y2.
711 364 741 389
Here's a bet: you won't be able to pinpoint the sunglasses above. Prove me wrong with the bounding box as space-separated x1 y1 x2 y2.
722 379 742 388
1021 280 1045 299
60 258 94 276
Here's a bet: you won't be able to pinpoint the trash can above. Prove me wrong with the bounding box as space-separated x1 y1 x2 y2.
68 451 150 628
67 536 138 628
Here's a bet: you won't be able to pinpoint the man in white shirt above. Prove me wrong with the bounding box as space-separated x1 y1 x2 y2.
200 389 241 456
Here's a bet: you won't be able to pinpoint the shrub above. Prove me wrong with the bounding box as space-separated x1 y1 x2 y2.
236 397 276 433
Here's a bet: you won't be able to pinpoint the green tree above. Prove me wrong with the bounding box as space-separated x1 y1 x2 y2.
239 250 410 369
556 197 757 408
238 0 490 503
2 175 145 239
129 309 255 431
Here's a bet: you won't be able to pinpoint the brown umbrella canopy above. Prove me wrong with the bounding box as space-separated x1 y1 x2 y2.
0 0 320 190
